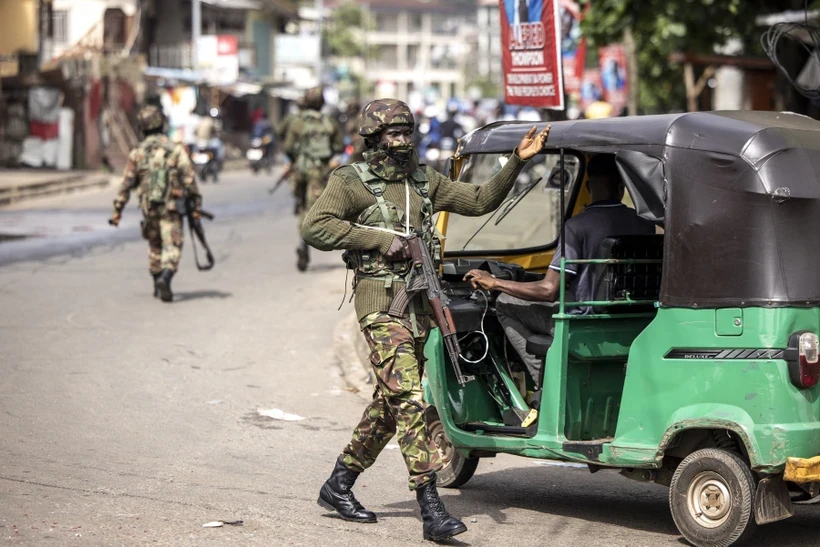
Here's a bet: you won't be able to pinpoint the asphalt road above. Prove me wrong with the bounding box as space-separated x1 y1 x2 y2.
2 170 820 546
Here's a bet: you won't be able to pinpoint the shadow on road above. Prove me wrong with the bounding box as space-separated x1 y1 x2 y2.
379 465 820 546
174 290 233 302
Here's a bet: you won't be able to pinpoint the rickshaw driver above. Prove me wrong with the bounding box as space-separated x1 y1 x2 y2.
465 154 655 382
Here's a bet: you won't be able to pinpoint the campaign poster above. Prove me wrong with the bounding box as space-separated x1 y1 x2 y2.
500 0 564 109
598 44 628 115
559 0 586 94
579 68 602 110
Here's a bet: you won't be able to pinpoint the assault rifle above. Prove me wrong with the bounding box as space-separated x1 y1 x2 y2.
388 233 474 386
267 162 294 195
179 189 215 271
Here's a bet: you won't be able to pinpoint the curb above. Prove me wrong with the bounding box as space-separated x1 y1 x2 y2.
332 312 373 400
0 172 114 207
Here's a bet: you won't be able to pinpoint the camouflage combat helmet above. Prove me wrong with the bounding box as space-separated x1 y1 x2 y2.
304 86 325 110
137 105 165 132
358 99 415 137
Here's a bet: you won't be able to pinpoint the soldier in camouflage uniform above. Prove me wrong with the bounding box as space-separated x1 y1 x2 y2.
109 105 203 303
276 96 305 214
302 99 549 541
284 87 344 271
344 98 366 163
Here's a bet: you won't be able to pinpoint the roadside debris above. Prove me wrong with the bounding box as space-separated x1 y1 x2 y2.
257 408 305 421
202 520 243 528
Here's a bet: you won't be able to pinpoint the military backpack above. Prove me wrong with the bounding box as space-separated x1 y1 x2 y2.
296 110 335 170
138 137 176 208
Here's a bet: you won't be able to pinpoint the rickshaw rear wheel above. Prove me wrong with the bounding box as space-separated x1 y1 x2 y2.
669 448 757 547
426 408 479 488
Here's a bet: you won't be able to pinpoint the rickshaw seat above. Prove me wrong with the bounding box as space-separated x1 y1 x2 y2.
593 234 663 314
526 333 553 357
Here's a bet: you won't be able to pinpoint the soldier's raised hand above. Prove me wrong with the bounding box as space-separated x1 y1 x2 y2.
517 125 551 160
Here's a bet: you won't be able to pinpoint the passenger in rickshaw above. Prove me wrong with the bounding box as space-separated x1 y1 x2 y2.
464 154 655 383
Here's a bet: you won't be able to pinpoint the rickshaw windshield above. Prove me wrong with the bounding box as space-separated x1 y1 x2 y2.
447 152 581 253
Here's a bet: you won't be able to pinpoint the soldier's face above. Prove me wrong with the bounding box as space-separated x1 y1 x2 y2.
379 125 413 147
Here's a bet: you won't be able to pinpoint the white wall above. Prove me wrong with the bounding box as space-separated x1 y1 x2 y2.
48 0 137 59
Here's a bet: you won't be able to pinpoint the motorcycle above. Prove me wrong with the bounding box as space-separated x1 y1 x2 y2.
247 135 274 175
191 140 221 183
423 136 458 175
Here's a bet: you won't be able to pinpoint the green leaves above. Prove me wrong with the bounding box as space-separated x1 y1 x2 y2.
580 0 792 112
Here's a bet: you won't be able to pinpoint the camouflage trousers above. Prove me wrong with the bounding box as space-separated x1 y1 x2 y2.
297 164 332 226
341 312 442 490
142 212 183 273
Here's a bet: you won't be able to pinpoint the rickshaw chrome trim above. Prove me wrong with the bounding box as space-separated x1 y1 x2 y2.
664 349 785 360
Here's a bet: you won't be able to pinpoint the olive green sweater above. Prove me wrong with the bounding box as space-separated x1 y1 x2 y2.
302 152 528 320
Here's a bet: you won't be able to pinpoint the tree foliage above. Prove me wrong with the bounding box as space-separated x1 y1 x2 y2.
580 0 807 113
323 1 368 58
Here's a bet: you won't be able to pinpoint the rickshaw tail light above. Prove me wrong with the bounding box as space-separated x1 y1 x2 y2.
787 332 820 389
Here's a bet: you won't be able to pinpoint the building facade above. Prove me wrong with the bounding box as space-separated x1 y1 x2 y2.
361 0 478 102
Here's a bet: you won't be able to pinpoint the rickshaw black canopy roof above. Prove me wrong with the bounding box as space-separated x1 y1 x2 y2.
459 111 820 308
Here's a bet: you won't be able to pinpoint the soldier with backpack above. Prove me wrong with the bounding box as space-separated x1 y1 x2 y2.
284 87 344 271
109 105 203 303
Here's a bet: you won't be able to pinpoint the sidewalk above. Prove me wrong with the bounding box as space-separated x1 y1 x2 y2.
0 159 249 208
333 311 373 400
0 169 113 207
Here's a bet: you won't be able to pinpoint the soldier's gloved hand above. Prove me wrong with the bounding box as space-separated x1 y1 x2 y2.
384 236 408 260
109 212 121 227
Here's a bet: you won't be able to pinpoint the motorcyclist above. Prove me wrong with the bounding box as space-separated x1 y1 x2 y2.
251 111 275 162
438 101 465 143
195 107 225 171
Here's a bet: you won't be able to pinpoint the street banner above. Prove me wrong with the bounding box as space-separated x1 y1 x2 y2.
598 44 629 115
559 0 586 94
500 0 564 109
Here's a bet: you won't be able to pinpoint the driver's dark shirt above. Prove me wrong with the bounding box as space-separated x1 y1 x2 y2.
549 200 655 313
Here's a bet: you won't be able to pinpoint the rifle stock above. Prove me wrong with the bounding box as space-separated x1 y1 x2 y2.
181 190 215 271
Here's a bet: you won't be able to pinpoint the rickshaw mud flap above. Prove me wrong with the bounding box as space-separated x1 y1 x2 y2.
754 475 794 525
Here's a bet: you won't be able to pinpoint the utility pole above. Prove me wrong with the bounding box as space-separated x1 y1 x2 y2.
315 0 323 86
192 0 201 69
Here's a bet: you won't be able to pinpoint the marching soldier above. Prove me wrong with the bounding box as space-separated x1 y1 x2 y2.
109 105 203 302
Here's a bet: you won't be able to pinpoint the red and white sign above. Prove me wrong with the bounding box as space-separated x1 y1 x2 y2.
499 0 564 110
198 35 239 85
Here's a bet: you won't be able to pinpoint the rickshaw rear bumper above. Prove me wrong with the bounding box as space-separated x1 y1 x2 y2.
784 455 820 483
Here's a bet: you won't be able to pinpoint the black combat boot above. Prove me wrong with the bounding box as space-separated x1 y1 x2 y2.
296 241 309 272
152 272 161 298
416 479 467 542
317 459 377 523
155 269 174 303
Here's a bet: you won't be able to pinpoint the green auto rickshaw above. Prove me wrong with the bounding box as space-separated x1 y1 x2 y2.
422 111 820 547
